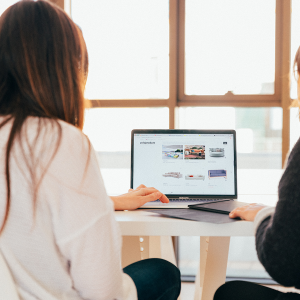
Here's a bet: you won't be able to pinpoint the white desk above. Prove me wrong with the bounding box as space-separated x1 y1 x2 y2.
113 169 283 300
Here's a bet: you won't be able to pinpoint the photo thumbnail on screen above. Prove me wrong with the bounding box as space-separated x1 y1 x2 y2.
162 145 183 160
184 145 205 159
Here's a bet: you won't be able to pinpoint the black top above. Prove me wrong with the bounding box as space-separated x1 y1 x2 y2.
256 138 300 287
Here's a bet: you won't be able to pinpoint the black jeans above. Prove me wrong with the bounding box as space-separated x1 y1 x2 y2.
214 281 300 300
123 258 181 300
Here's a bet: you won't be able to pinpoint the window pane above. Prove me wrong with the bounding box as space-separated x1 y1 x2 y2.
178 107 282 168
72 0 169 99
185 0 276 96
178 107 281 278
179 236 270 279
0 0 18 15
83 107 169 195
291 0 300 99
290 107 300 151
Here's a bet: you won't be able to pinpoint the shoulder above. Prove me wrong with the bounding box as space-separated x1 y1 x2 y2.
57 119 88 142
23 116 87 140
285 137 300 168
57 119 91 156
22 117 96 187
279 137 300 193
46 119 94 177
23 116 91 158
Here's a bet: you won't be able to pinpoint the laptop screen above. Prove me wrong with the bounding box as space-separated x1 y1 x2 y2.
131 130 237 198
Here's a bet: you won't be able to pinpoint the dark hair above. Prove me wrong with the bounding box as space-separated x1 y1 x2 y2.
0 0 89 233
293 47 300 108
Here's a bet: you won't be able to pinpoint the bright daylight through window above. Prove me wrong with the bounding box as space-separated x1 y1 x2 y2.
72 0 169 100
71 0 283 282
185 0 275 96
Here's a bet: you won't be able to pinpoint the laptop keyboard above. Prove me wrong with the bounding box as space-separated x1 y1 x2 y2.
152 198 229 203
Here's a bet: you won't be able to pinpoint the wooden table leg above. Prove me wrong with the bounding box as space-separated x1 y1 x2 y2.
194 237 209 299
122 236 181 299
122 236 177 267
194 237 230 300
149 236 177 266
122 236 142 268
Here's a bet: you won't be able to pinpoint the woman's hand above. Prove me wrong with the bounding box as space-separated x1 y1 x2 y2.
111 184 169 211
229 203 267 221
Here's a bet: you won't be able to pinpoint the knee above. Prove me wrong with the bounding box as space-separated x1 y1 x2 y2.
142 258 181 284
154 258 181 282
123 258 181 284
123 258 181 300
214 281 244 300
150 259 181 298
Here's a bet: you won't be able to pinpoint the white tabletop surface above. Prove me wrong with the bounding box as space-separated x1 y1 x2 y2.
115 209 255 237
114 194 277 237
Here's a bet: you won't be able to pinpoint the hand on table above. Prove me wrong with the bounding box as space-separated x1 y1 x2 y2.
229 203 267 221
111 184 169 211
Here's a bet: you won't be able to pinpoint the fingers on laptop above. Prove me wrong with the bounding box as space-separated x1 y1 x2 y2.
144 191 169 204
159 194 169 203
142 192 163 204
135 187 169 203
128 184 146 192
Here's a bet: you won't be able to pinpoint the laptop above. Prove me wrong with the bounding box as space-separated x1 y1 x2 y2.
131 129 237 208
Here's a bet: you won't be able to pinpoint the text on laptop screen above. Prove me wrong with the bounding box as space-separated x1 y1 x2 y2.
133 133 236 196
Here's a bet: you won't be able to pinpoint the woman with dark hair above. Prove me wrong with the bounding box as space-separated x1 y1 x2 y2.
213 49 300 299
0 1 181 299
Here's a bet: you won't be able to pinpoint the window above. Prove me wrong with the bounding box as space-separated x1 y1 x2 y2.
184 0 276 96
180 236 270 279
178 106 281 280
291 0 300 99
83 107 169 194
66 0 294 283
290 0 300 155
290 108 300 151
1 0 296 285
0 0 18 15
178 107 282 169
72 0 169 100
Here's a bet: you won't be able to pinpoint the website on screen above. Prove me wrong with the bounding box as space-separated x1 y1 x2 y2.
133 133 235 195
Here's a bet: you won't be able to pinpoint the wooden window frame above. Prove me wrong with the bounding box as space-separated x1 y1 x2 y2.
55 0 292 167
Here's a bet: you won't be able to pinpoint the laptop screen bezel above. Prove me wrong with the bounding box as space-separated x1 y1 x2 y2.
130 129 237 199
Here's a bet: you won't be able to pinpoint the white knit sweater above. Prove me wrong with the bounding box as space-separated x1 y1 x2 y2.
0 117 137 300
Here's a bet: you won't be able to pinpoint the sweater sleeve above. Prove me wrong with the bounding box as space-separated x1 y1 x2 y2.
253 206 275 234
255 138 300 288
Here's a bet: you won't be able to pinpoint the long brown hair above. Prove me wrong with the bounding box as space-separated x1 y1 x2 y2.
293 47 300 108
0 0 89 233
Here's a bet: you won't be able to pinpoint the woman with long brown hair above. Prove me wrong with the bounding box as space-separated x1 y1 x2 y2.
0 1 181 299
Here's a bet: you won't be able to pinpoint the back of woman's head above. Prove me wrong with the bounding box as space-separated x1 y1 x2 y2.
0 0 89 233
0 0 88 129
